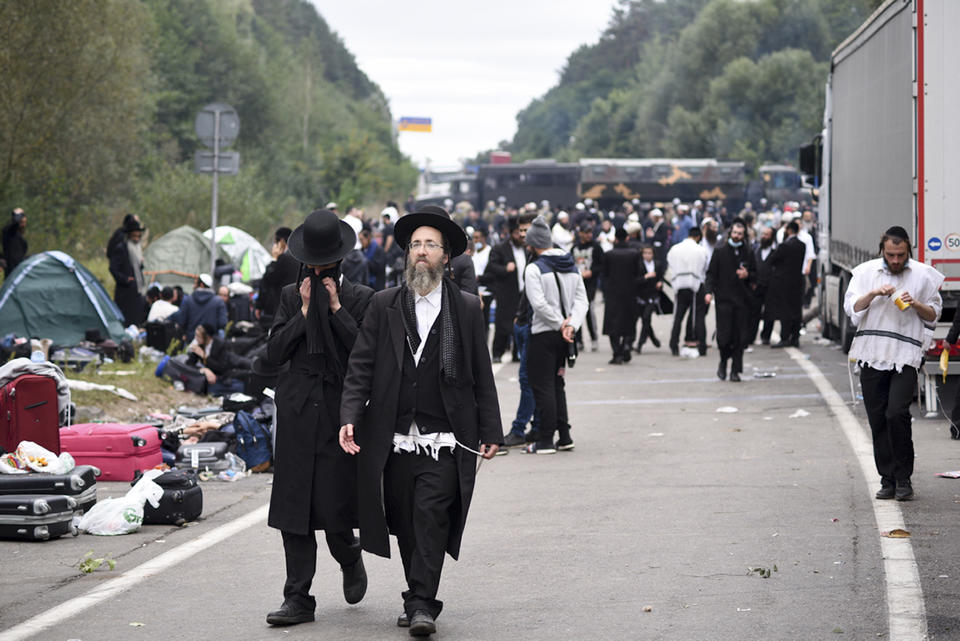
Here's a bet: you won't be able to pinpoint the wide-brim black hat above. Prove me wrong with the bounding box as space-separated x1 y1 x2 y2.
393 205 467 257
287 209 357 265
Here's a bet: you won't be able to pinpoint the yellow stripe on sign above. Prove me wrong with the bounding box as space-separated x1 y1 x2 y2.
398 117 432 132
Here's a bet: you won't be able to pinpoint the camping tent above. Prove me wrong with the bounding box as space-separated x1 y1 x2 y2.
202 225 272 281
143 225 229 293
0 251 127 344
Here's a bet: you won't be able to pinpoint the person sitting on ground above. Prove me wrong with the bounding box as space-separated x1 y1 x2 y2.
147 286 179 322
169 274 228 342
186 323 251 397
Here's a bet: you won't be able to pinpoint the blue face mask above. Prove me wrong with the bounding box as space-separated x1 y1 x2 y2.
727 238 743 248
474 242 483 251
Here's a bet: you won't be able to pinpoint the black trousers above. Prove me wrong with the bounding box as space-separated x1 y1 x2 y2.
528 330 572 448
715 301 751 374
384 449 459 620
636 302 658 347
281 529 360 610
491 297 518 358
480 294 494 344
860 365 916 483
670 288 706 351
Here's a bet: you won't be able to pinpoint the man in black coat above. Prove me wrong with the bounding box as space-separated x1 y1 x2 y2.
769 221 807 348
750 225 777 345
571 222 604 351
256 227 299 330
705 218 757 382
603 226 642 364
107 215 147 327
1 208 28 277
483 213 533 362
263 210 375 627
339 206 501 638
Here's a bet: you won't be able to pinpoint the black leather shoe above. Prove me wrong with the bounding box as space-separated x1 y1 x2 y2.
342 557 367 604
266 602 314 626
397 612 410 628
409 610 436 637
895 479 913 501
730 372 741 382
670 346 679 356
650 335 661 348
875 484 895 500
717 361 727 381
771 341 788 349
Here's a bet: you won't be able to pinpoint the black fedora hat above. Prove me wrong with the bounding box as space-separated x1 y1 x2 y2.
122 214 145 233
393 205 467 257
287 209 357 265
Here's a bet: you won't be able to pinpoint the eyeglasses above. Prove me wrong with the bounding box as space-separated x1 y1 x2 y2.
409 240 444 252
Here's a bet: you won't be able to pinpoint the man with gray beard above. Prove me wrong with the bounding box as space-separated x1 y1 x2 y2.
340 206 502 637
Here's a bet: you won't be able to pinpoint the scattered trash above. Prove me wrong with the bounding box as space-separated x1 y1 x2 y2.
881 529 911 538
789 409 810 419
679 346 700 359
129 622 145 627
648 433 664 437
77 551 116 574
66 379 137 401
643 605 653 612
831 518 839 522
736 608 752 612
935 471 960 479
716 406 739 413
753 371 777 378
747 565 777 578
763 416 773 421
96 370 137 376
731 428 742 432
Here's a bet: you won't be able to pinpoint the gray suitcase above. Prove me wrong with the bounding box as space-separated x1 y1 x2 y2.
0 494 78 541
175 442 231 473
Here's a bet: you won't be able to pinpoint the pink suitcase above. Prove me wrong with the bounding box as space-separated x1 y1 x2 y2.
1 374 61 455
59 423 162 481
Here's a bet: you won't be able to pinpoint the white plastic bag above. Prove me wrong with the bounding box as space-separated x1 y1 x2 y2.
12 441 75 474
78 469 164 536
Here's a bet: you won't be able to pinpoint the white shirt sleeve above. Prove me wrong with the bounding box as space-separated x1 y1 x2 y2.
569 274 589 331
843 267 869 327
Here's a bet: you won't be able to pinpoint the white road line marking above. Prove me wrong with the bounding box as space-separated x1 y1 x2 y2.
788 347 927 641
0 503 270 641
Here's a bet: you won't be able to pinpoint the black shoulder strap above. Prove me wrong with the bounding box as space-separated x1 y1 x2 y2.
552 271 568 318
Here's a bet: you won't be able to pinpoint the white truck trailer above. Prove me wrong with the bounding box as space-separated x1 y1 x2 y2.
818 0 960 414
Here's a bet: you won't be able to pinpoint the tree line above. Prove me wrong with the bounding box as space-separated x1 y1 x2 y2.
0 0 417 262
501 0 884 172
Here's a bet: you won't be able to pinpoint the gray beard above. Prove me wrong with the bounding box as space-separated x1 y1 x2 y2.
405 259 444 295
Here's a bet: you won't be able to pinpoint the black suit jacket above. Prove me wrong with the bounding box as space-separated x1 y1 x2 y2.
483 240 523 310
340 280 502 559
257 251 300 318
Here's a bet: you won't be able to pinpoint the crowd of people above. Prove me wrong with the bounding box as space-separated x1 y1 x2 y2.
5 192 958 638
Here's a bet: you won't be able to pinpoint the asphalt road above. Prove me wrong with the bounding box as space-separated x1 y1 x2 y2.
2 311 959 641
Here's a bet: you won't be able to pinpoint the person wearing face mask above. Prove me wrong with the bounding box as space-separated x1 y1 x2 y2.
263 209 375 627
704 218 757 382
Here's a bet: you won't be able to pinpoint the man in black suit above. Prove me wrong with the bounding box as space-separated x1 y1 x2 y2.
705 218 757 382
263 210 375 627
483 213 533 362
257 227 300 330
769 221 807 348
750 225 777 345
339 206 501 638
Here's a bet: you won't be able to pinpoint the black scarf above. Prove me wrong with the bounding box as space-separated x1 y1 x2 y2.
304 272 342 377
401 279 461 386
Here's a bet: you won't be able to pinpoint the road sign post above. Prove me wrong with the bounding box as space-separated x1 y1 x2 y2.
194 103 240 279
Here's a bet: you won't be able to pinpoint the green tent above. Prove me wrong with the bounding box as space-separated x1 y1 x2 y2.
143 225 229 293
0 251 126 344
203 225 272 281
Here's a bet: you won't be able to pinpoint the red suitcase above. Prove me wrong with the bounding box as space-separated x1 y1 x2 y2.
0 374 60 455
59 423 162 481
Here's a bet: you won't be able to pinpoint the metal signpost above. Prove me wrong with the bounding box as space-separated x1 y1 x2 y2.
194 103 240 278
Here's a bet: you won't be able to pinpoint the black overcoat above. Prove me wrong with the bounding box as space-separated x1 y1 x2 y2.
483 240 522 316
265 277 374 535
339 280 502 560
602 244 642 336
768 236 806 321
107 238 146 326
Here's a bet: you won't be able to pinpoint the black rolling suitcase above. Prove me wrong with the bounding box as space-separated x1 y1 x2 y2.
0 465 98 514
0 494 79 541
175 442 231 473
145 320 180 352
137 469 202 526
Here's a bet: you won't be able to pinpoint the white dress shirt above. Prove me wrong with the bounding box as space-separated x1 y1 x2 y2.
471 245 491 297
667 238 709 291
844 258 944 371
512 244 527 292
393 283 457 459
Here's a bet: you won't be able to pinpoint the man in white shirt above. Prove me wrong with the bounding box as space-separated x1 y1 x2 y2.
551 211 574 252
470 227 493 341
844 226 944 501
667 226 709 356
147 286 179 322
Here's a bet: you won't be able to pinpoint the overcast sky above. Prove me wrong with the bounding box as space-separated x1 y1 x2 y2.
310 0 617 169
